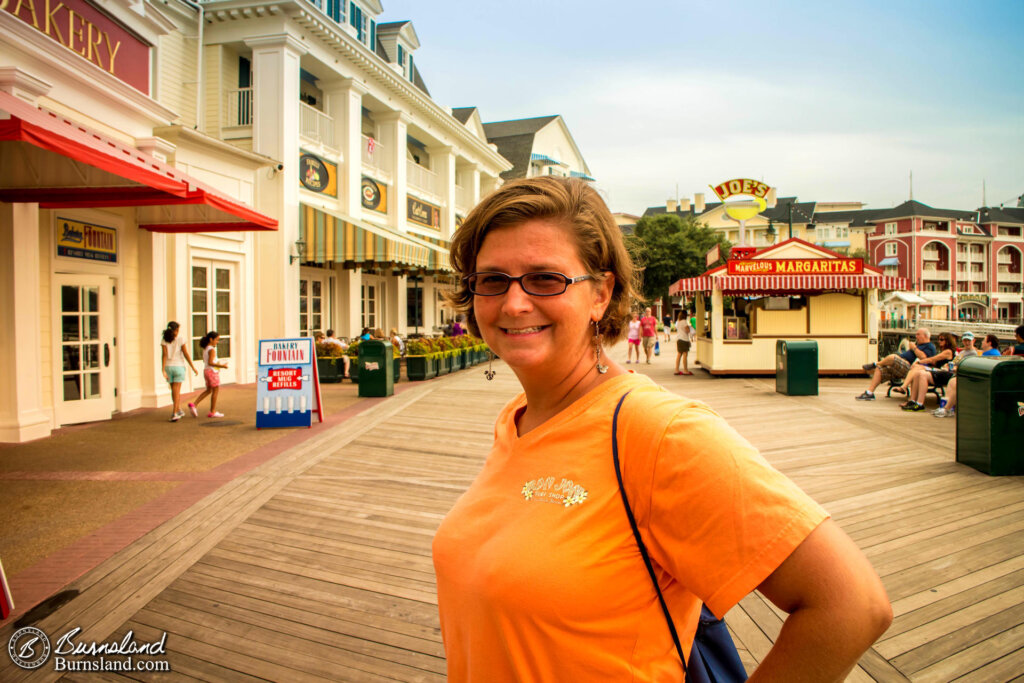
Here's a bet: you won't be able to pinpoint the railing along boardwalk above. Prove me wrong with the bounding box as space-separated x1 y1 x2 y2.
2 365 1022 681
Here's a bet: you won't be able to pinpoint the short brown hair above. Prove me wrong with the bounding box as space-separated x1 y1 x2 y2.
447 177 638 342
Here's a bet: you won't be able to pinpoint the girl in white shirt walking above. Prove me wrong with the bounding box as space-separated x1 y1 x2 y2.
161 321 198 422
188 331 228 418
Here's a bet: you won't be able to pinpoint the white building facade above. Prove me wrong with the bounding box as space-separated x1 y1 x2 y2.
0 0 281 442
201 0 510 338
0 0 509 442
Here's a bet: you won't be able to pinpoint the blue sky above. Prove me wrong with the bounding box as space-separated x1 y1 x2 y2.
380 0 1023 215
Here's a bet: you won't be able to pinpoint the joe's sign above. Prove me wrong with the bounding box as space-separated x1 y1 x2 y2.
2 0 151 92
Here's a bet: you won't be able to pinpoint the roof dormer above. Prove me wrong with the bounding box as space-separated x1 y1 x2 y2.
377 21 421 83
346 0 383 51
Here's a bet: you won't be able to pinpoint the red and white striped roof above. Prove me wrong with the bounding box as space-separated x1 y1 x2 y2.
669 273 908 295
669 238 908 295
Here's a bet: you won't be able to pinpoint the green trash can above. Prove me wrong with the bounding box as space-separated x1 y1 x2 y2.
776 340 818 396
357 340 394 397
956 356 1024 476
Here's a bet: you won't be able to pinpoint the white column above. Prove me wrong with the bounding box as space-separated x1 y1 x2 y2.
427 145 456 241
247 34 306 340
395 274 408 333
423 276 437 332
377 111 409 232
711 287 724 341
469 163 481 206
480 173 502 197
324 78 367 219
138 229 169 407
0 203 50 442
339 266 362 337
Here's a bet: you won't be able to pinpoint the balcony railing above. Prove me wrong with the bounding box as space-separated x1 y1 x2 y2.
361 135 390 176
299 101 335 149
407 162 438 196
922 269 950 279
225 88 253 127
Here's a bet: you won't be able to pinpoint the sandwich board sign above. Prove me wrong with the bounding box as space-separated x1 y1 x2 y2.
256 337 323 428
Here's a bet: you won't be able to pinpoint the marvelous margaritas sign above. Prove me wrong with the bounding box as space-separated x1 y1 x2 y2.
728 258 864 275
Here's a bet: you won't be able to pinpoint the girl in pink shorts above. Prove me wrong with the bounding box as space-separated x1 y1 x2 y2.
626 312 642 364
188 331 229 418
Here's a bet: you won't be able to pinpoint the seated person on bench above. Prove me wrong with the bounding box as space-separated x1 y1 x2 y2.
856 328 937 401
900 332 975 411
894 331 956 395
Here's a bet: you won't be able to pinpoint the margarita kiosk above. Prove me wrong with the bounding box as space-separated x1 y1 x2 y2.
670 238 908 375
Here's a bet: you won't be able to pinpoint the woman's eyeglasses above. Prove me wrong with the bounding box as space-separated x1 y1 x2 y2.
464 271 595 296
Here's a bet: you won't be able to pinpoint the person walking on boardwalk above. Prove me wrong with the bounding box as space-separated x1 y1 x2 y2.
160 321 198 422
674 311 695 375
639 306 658 363
433 176 892 681
625 311 641 363
188 331 228 418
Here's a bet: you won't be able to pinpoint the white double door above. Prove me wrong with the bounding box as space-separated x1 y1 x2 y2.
190 260 237 385
55 274 116 425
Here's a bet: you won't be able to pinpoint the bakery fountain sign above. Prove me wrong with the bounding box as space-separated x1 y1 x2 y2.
2 0 151 92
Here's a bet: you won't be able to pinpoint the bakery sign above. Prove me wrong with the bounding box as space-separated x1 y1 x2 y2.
728 258 864 275
2 0 151 93
56 217 117 263
407 196 440 230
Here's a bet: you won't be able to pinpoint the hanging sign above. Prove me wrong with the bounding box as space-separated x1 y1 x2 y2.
256 337 323 429
56 217 117 263
727 258 864 275
361 176 387 214
407 196 440 230
710 178 770 222
706 244 721 268
299 152 337 197
2 0 151 92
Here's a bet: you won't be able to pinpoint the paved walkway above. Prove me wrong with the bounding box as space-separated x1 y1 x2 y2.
2 345 1022 681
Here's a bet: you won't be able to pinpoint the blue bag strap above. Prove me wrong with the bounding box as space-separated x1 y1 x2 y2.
612 390 689 679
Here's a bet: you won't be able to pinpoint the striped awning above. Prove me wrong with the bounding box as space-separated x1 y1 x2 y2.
300 204 450 272
669 273 909 295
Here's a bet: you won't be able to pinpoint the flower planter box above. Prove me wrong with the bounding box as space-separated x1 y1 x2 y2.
317 357 346 383
394 356 402 381
406 355 436 381
348 359 359 383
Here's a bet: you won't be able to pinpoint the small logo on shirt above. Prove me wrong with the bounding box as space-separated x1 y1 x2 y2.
521 476 588 507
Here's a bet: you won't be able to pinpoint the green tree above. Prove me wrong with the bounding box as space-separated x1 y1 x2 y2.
628 214 731 312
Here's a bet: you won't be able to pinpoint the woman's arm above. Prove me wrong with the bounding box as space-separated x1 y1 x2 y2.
211 348 228 369
749 519 892 682
921 349 953 365
182 344 199 374
161 344 168 378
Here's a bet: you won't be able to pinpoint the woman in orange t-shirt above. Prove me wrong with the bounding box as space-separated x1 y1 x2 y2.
433 177 892 681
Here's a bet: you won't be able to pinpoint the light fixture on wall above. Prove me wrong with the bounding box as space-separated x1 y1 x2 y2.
290 238 307 265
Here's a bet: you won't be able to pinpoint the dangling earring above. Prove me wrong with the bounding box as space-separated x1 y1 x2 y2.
593 321 608 374
484 351 496 380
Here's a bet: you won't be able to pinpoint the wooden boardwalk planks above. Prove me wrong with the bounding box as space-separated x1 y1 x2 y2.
4 366 1021 681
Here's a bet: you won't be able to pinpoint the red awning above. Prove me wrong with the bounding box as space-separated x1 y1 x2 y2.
670 273 909 295
0 90 276 232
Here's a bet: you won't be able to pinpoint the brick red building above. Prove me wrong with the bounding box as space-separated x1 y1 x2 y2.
865 200 1023 322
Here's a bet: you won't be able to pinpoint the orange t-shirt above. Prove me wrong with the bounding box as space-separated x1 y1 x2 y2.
432 373 828 681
